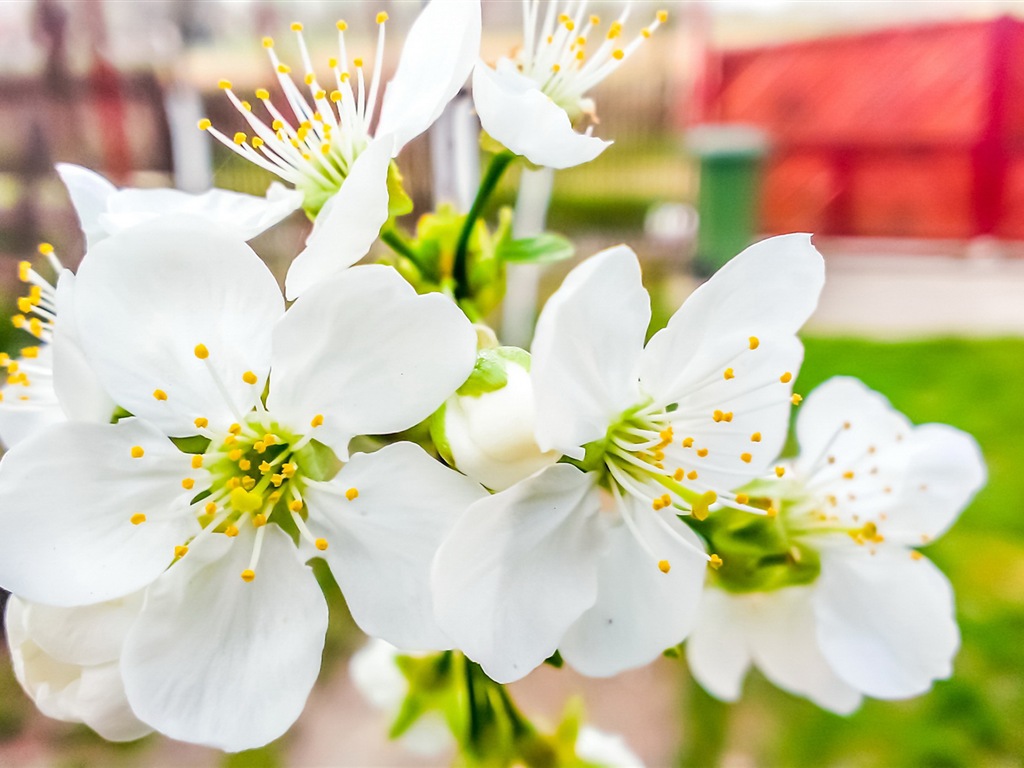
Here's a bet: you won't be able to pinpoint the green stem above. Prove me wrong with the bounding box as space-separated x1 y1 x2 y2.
453 151 517 299
678 664 731 768
381 224 419 264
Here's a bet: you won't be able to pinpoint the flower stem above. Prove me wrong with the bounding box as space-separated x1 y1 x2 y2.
380 224 419 264
453 151 517 299
677 664 731 768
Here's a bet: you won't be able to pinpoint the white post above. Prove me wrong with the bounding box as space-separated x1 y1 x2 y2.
430 93 479 212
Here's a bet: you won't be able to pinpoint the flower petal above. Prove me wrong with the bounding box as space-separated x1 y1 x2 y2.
121 525 328 752
74 218 284 435
376 0 481 153
432 464 603 683
305 442 487 651
559 504 706 677
575 727 645 768
19 592 144 667
0 418 200 606
815 547 959 700
472 62 611 169
55 163 117 249
269 265 476 459
685 588 752 702
284 136 394 300
532 245 649 457
0 344 64 449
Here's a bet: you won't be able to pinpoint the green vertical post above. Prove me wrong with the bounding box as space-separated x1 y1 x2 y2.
686 124 769 275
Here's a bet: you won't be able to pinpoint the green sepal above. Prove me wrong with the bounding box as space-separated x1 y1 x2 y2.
387 161 414 218
496 233 575 265
300 186 334 219
456 347 531 397
543 649 564 669
293 439 342 482
429 402 455 467
170 435 211 454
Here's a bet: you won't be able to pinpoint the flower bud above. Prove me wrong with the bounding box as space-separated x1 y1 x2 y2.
436 348 558 491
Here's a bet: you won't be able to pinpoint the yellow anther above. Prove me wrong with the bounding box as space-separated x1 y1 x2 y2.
228 448 243 461
697 448 709 457
330 90 342 103
353 57 364 68
328 57 339 68
262 36 274 48
751 432 762 442
376 11 389 23
252 137 264 149
551 64 561 73
652 498 664 511
205 501 218 515
282 463 296 477
195 417 209 429
340 72 351 83
271 474 284 486
843 471 855 480
673 468 684 481
735 493 749 505
153 389 168 401
239 459 251 471
267 491 282 504
682 437 694 448
708 554 723 570
193 343 209 360
182 478 195 490
659 427 674 442
310 414 324 428
767 506 778 518
290 21 303 31
175 545 189 558
911 551 923 561
253 513 267 527
642 27 652 38
336 20 348 32
18 261 31 281
775 466 786 478
590 15 601 25
740 452 752 463
241 569 256 582
37 242 54 256
227 477 241 489
657 10 669 23
228 423 242 435
608 22 622 39
713 409 725 422
272 119 284 131
304 73 315 86
218 79 232 90
242 370 258 385
29 317 42 336
749 336 760 350
612 49 625 60
565 20 575 31
17 297 32 313
233 132 247 145
130 513 146 525
241 476 256 490
658 560 671 574
131 445 145 459
225 524 239 538
230 486 262 513
345 487 359 501
255 441 267 454
724 368 735 380
21 346 39 359
277 64 291 74
315 538 329 551
791 394 803 405
255 88 270 100
288 499 303 513
259 461 272 473
660 494 672 507
262 434 276 446
780 372 793 383
723 412 734 422
314 90 326 100
687 470 698 481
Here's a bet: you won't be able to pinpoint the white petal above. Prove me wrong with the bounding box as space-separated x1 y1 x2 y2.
532 245 648 457
472 62 610 169
576 726 645 768
55 163 117 249
685 589 752 702
73 663 155 741
349 639 408 711
560 505 706 677
20 592 144 667
103 183 302 242
0 418 200 606
741 587 862 714
306 442 488 650
269 265 476 459
639 234 824 406
815 547 959 700
74 218 284 435
122 526 328 752
52 270 116 424
284 137 394 300
376 0 481 153
0 345 65 449
432 464 603 683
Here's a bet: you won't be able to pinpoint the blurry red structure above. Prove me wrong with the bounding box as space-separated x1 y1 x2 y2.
696 17 1024 241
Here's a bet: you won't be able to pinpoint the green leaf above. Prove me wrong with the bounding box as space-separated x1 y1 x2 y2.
497 233 575 265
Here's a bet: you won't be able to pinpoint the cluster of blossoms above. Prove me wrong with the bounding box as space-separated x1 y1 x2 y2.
0 1 985 764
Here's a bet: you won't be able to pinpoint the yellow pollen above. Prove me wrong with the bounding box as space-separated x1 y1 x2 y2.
682 437 694 448
590 15 601 25
262 434 276 446
130 446 145 458
227 477 241 489
182 478 195 490
153 389 168 401
345 487 359 501
551 64 561 73
791 394 803 405
271 474 284 486
194 343 209 359
242 371 258 385
259 461 272 473
255 88 270 100
708 554 724 570
29 317 43 336
218 79 232 90
277 64 291 74
612 49 625 60
228 448 243 461
130 513 146 525
233 132 247 145
304 73 315 86
253 513 267 527
239 459 251 471
642 27 652 38
354 57 364 68
330 90 342 103
735 493 749 505
749 336 760 349
10 315 24 329
687 470 698 481
230 487 263 513
225 525 239 538
268 491 282 504
751 432 762 442
315 538 329 551
340 72 351 83
843 471 855 480
21 346 38 359
336 20 348 32
780 372 793 383
376 11 389 24
38 242 55 256
658 560 671 574
767 506 778 518
724 368 735 380
723 412 733 422
697 448 709 457
194 417 209 429
310 414 324 428
775 466 786 478
713 409 725 422
652 498 664 511
289 499 304 513
657 10 669 23
911 551 923 561
241 569 256 582
205 501 217 515
565 20 575 31
262 36 274 48
282 463 296 477
18 261 31 281
608 22 622 38
16 298 32 313
175 545 189 558
252 137 264 149
272 119 284 131
290 21 303 31
255 441 267 454
229 423 242 435
673 468 684 481
740 452 752 463
242 477 256 490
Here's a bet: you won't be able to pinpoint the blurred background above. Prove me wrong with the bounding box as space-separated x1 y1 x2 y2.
0 0 1023 766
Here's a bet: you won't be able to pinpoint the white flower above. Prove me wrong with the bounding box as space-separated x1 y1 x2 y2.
473 3 667 169
5 593 151 742
433 235 825 683
56 163 302 251
438 348 558 491
0 217 484 751
686 377 986 713
575 726 645 768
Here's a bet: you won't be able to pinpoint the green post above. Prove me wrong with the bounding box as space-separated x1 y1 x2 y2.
686 124 769 275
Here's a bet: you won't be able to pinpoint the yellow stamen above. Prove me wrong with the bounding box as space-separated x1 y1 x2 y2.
290 21 303 32
37 242 54 256
130 513 146 525
153 389 168 401
708 554 723 570
175 545 189 558
751 432 762 442
130 446 145 459
225 525 239 538
723 368 735 380
241 569 256 582
242 371 258 385
182 478 195 490
218 79 232 90
740 452 752 463
780 372 793 383
310 414 324 428
658 560 671 574
315 538 329 551
775 466 786 478
791 394 803 405
345 487 359 501
288 499 303 513
735 493 749 505
195 417 209 429
194 344 209 359
376 11 389 23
